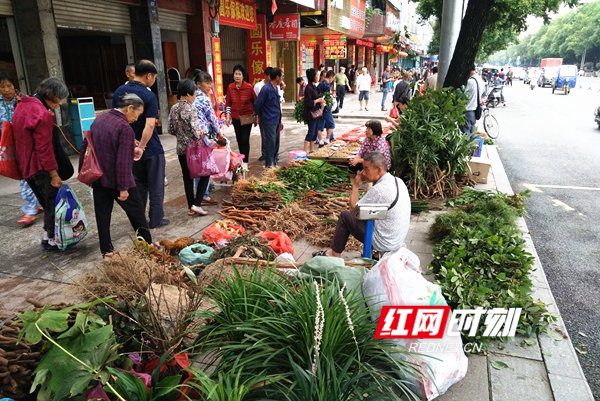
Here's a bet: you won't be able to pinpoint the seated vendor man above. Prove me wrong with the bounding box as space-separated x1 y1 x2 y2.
317 151 411 257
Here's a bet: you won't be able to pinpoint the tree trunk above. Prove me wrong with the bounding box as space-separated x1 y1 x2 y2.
443 0 496 88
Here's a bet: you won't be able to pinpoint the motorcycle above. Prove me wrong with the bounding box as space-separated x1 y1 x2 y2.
530 79 536 90
486 85 504 108
595 106 600 129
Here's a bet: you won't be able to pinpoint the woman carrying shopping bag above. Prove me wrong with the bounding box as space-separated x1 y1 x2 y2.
224 64 256 162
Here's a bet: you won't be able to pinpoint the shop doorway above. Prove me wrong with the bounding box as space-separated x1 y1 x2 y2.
220 26 248 94
275 41 297 102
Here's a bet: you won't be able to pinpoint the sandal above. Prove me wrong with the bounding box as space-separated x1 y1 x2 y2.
102 252 114 262
312 250 329 257
17 215 35 226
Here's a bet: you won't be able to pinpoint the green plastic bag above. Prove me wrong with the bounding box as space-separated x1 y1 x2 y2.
179 243 214 266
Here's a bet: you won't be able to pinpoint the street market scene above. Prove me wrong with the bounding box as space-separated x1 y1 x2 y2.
0 0 600 400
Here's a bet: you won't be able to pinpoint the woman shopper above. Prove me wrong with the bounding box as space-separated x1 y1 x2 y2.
13 77 69 251
169 79 213 217
348 120 391 176
80 93 153 261
0 71 41 226
225 64 256 162
303 68 326 154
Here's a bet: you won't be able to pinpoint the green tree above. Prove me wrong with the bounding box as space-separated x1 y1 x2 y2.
413 0 579 88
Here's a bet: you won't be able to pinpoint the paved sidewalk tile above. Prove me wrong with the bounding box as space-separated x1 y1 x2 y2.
548 373 595 401
490 336 543 361
437 354 490 401
488 354 553 401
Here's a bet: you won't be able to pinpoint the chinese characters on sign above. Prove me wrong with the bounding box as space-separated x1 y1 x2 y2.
375 306 522 339
219 0 257 30
212 38 224 104
322 37 347 59
385 3 401 38
268 14 300 41
247 15 269 86
349 0 365 37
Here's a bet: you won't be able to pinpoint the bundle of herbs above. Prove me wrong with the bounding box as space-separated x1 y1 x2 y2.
388 88 477 199
188 265 425 400
277 160 349 196
293 99 305 124
429 188 555 350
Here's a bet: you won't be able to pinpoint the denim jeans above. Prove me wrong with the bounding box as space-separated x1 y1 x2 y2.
20 179 40 215
132 153 165 228
260 123 280 167
381 89 389 109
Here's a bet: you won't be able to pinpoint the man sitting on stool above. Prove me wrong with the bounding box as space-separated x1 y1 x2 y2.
316 151 411 257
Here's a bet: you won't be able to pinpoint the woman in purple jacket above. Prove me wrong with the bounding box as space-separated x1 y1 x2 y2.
303 68 326 154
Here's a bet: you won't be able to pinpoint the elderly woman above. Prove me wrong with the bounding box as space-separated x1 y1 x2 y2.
303 68 326 154
0 71 41 226
348 120 391 176
169 79 212 217
13 77 69 251
79 93 152 261
225 64 256 162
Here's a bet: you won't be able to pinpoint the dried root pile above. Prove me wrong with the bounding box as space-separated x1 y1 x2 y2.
159 237 196 256
212 236 277 261
227 189 282 210
259 203 320 241
217 207 272 230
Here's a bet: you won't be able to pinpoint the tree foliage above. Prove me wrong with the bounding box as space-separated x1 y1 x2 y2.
412 0 579 87
488 1 600 68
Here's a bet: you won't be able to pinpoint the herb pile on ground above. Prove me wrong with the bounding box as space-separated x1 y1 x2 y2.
429 188 555 350
212 235 277 260
277 160 349 196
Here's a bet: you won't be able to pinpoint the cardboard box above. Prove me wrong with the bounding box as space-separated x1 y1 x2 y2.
468 157 491 184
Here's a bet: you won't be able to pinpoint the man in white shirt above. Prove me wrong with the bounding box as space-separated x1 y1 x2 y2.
459 65 482 134
254 67 272 161
356 67 371 111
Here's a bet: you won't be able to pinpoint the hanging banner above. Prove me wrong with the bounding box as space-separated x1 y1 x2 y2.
322 37 347 59
268 14 300 41
349 0 365 37
212 38 224 103
386 3 400 38
247 14 269 86
219 0 257 30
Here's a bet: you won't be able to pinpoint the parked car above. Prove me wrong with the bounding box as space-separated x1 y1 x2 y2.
538 66 560 87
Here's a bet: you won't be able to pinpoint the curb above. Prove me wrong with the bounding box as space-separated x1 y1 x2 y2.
482 145 594 400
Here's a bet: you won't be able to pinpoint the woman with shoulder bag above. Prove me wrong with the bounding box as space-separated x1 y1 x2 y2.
225 64 256 162
13 77 69 251
302 68 326 154
79 93 153 261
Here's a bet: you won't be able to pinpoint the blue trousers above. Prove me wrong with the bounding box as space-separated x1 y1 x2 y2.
381 89 389 109
20 179 40 215
132 153 165 228
260 123 280 167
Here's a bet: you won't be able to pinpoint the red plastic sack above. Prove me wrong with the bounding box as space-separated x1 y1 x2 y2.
229 151 243 172
0 120 22 180
202 219 245 246
259 231 294 255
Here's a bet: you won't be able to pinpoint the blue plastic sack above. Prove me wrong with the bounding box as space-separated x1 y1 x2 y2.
179 243 214 266
54 184 89 251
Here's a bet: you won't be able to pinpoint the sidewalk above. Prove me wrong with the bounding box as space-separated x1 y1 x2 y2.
0 106 593 400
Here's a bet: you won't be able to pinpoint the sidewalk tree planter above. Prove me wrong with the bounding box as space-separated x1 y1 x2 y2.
429 188 557 350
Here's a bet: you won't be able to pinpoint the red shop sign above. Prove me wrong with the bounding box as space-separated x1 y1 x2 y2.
219 0 257 30
212 38 224 104
268 14 300 41
356 39 374 48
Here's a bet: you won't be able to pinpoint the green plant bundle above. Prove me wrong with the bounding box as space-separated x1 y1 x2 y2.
320 91 334 107
188 265 425 401
429 188 555 350
277 160 349 196
387 88 476 198
293 99 305 124
256 181 296 204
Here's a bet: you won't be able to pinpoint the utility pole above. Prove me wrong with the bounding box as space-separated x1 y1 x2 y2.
438 0 463 88
580 49 586 71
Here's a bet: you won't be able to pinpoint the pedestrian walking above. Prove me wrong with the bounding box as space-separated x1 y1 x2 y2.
225 64 257 162
356 67 371 111
381 65 392 111
334 67 351 109
254 67 272 162
0 71 42 226
317 70 335 145
81 93 153 261
301 68 326 154
424 66 438 90
169 79 213 217
349 65 356 93
459 65 481 134
253 67 283 167
13 77 69 251
112 60 169 229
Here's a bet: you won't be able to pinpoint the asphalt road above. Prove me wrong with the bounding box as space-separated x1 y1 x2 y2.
491 78 600 398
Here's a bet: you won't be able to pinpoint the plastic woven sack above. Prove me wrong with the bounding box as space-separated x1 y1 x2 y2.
202 220 245 247
54 184 88 251
362 247 468 400
259 231 294 255
179 243 214 266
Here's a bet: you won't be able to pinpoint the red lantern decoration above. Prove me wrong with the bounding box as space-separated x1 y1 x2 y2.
375 45 385 55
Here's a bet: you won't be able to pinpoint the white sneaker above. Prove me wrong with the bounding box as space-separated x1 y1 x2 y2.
190 205 207 216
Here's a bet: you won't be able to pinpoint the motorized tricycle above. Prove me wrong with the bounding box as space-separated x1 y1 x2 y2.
552 65 578 95
595 106 600 129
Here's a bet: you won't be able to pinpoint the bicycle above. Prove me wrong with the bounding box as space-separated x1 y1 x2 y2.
480 96 499 139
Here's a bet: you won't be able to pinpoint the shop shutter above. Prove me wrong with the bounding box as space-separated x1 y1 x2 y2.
158 9 188 32
53 0 131 35
0 0 12 16
220 25 247 77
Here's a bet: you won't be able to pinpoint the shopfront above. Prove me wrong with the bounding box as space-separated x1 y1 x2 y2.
268 14 300 101
0 1 26 92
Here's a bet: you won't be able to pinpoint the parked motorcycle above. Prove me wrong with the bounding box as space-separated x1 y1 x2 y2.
595 106 600 129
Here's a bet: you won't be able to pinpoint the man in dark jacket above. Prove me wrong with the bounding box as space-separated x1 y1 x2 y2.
392 70 412 107
254 68 283 167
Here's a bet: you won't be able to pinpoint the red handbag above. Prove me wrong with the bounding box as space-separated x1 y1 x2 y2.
0 121 22 180
77 130 103 186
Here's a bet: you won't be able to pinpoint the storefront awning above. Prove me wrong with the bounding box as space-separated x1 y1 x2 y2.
289 0 315 9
